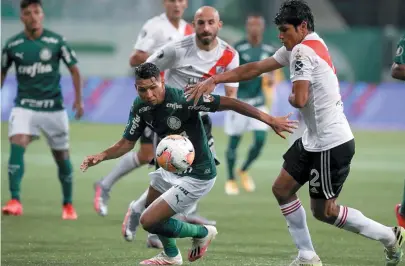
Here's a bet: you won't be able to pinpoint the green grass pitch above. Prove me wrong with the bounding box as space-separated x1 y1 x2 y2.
1 122 405 265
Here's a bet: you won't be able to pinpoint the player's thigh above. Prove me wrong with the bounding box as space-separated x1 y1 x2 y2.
161 175 216 215
281 138 312 186
141 186 174 228
308 139 355 200
248 106 269 132
224 110 249 136
8 107 40 145
38 110 69 151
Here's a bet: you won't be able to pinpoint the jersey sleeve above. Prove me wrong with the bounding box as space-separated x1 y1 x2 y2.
273 46 290 66
183 93 221 113
224 51 239 87
394 35 405 65
289 45 315 83
133 20 159 54
122 100 146 141
60 37 78 68
146 42 177 71
1 43 13 73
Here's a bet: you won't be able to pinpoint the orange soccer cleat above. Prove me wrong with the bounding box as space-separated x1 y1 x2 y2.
395 204 405 228
62 203 78 220
2 199 23 216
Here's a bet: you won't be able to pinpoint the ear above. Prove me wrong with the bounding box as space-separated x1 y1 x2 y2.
218 20 223 29
300 21 308 32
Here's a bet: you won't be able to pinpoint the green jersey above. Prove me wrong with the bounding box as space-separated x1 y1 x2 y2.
123 87 220 180
394 34 405 65
234 39 276 106
1 29 78 111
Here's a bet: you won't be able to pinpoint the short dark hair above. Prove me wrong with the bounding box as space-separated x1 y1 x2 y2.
20 0 42 9
134 62 161 81
274 0 315 31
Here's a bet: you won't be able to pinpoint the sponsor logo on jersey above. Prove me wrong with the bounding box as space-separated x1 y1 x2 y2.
157 49 164 59
8 39 24 48
40 48 52 61
397 46 404 57
15 52 24 59
41 37 59 44
166 103 183 109
20 99 55 108
167 116 181 130
202 95 214 103
129 114 141 134
139 106 152 113
216 66 225 73
188 105 210 112
17 62 53 77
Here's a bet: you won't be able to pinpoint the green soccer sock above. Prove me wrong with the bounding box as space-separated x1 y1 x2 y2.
226 135 241 180
400 181 405 215
56 159 73 205
149 218 208 239
8 144 26 201
241 131 266 171
157 235 179 257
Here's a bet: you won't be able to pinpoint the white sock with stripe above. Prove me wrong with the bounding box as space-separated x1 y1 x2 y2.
334 206 396 247
101 152 140 190
280 199 317 260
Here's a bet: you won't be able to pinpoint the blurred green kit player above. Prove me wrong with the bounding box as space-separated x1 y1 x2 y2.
80 62 296 264
1 0 83 220
225 14 276 195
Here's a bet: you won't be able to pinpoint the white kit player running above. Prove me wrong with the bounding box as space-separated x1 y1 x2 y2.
121 5 240 248
188 1 405 265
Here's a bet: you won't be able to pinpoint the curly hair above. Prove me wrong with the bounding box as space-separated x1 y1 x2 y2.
134 62 161 80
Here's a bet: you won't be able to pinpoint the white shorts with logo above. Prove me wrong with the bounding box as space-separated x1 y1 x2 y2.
224 105 269 136
149 168 216 214
8 107 69 150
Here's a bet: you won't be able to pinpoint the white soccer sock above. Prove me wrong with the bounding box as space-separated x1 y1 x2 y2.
101 152 140 190
130 189 148 213
280 199 317 260
334 206 395 247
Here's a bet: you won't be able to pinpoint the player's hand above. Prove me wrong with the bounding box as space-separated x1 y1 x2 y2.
73 100 84 120
267 113 298 139
80 153 106 172
185 77 216 106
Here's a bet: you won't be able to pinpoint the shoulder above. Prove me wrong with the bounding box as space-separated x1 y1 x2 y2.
174 34 194 49
291 43 316 58
219 38 237 53
41 29 67 44
4 32 25 49
131 97 150 114
166 86 185 99
233 39 248 51
262 43 277 54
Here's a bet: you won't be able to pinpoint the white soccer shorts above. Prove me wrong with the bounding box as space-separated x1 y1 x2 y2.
224 105 269 136
8 107 69 150
149 168 216 214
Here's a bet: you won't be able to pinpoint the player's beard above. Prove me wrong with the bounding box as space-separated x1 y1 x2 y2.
197 33 216 46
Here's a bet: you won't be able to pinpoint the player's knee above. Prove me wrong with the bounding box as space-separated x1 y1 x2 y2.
272 182 292 203
311 201 338 223
139 212 154 232
10 134 31 148
52 149 69 161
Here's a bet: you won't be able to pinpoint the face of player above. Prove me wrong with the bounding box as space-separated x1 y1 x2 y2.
277 22 308 51
194 12 222 46
246 16 264 39
20 3 44 33
164 0 188 21
135 77 165 105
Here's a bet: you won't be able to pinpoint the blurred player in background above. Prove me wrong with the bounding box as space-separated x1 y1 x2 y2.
94 0 192 217
393 33 405 228
1 0 83 220
120 5 239 248
188 1 405 265
224 14 276 195
80 62 296 265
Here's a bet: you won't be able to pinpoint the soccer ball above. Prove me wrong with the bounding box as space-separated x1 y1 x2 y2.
156 135 195 173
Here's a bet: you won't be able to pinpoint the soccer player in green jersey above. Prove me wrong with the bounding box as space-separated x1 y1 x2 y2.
80 62 296 265
224 14 277 195
1 0 83 220
393 33 405 228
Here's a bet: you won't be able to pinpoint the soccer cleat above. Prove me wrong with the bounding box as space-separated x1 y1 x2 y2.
62 203 78 220
238 170 256 192
2 199 23 216
185 214 216 226
93 181 110 216
385 226 405 265
139 250 183 265
188 225 218 262
122 200 142 242
225 180 239 195
146 234 164 249
289 255 322 266
395 204 405 228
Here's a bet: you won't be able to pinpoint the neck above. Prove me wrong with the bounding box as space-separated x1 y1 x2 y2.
24 27 43 40
195 37 218 52
247 35 262 46
166 14 181 29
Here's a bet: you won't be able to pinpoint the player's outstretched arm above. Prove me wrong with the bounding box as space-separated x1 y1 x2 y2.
186 57 283 105
80 138 136 172
218 96 298 139
391 63 405 81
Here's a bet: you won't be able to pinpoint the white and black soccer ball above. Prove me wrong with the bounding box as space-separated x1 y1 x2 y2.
156 135 195 173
